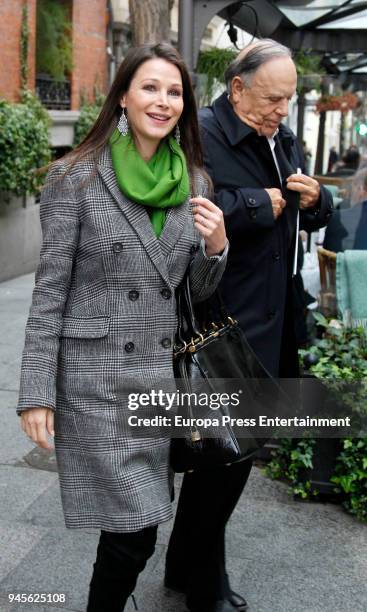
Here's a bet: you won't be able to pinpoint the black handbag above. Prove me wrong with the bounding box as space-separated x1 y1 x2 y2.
170 270 282 473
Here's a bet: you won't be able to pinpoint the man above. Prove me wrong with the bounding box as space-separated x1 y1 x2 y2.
165 40 333 612
324 167 367 251
327 147 360 177
327 145 339 173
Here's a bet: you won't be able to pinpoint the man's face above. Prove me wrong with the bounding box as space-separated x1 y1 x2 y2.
231 57 297 138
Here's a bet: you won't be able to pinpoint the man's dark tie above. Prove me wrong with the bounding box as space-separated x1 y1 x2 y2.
273 135 299 247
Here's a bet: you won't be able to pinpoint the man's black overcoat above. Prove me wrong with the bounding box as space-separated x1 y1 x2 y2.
199 93 333 376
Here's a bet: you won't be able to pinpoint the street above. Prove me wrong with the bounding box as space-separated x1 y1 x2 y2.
0 273 366 612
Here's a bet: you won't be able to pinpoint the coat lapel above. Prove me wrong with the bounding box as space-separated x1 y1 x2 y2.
277 134 301 246
158 196 191 256
97 147 173 288
251 135 280 187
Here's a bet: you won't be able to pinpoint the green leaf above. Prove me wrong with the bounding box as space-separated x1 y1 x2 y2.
36 0 73 80
313 312 328 327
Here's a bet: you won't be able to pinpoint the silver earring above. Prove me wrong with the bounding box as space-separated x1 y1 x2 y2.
117 108 129 136
174 124 181 145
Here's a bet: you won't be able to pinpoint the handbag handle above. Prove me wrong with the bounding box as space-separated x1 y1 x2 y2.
176 262 233 345
182 269 201 337
213 286 231 323
176 278 189 346
176 267 201 342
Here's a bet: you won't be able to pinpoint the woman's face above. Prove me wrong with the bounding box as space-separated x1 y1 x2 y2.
120 58 184 158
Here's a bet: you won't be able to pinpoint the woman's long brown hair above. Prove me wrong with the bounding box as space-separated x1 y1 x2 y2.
61 43 204 176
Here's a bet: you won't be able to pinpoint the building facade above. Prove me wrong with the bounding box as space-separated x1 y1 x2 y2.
0 0 109 110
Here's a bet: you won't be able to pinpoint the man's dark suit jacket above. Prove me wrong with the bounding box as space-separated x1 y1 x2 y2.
199 92 333 376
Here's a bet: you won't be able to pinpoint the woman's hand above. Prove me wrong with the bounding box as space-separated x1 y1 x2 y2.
20 407 55 451
191 197 227 257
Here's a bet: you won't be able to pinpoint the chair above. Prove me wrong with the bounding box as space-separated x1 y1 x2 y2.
317 247 337 317
336 250 367 328
313 175 345 188
320 184 343 208
313 175 353 203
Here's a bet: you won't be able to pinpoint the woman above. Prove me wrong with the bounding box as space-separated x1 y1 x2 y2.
17 43 228 611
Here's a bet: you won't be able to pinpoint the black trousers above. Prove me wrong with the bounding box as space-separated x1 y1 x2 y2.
87 525 158 612
87 459 252 611
166 458 253 604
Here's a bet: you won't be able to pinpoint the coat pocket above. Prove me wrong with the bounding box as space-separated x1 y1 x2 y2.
60 316 110 338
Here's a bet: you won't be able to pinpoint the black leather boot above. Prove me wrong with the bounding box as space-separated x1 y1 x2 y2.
165 575 247 611
187 595 247 612
87 527 157 612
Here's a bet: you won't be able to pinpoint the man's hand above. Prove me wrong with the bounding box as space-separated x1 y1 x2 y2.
286 173 320 209
20 407 55 451
265 188 286 220
191 197 227 257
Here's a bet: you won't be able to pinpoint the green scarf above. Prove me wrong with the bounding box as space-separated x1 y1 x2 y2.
110 129 190 237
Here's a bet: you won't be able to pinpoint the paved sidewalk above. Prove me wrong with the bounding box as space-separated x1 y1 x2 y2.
0 273 366 612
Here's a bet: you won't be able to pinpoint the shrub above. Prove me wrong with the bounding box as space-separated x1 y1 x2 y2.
73 94 105 147
266 315 367 522
331 438 367 522
0 91 51 197
266 438 318 500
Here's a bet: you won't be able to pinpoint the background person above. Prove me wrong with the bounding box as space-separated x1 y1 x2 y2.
17 43 228 612
327 147 360 177
324 167 367 251
165 39 333 612
327 146 339 173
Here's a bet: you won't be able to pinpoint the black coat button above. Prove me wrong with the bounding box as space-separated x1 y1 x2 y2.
112 242 123 253
190 244 199 254
250 210 257 219
273 252 280 261
161 288 172 299
248 197 256 205
161 338 171 348
124 342 135 353
128 290 139 301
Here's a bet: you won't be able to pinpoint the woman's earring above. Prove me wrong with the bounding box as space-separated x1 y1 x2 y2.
174 124 181 145
117 108 129 136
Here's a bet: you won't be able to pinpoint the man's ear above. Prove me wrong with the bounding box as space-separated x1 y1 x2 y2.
231 77 245 104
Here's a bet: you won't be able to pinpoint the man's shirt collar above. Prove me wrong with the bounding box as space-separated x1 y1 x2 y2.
267 128 279 151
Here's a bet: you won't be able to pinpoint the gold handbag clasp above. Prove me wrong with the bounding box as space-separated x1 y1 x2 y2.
190 429 201 442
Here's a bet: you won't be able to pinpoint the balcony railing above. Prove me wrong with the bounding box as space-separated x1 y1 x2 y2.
35 74 71 110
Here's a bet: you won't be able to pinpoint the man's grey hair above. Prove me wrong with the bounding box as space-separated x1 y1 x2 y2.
225 39 293 92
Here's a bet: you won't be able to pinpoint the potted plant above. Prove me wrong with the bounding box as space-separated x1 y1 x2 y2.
315 92 359 114
196 48 237 106
266 314 367 521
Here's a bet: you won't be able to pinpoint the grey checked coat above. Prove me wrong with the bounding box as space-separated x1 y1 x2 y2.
17 146 227 532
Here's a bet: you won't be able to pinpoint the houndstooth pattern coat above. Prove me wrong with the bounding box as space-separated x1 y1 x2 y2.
17 146 228 532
